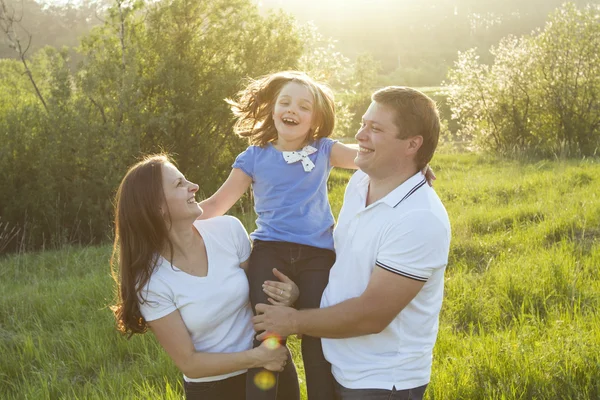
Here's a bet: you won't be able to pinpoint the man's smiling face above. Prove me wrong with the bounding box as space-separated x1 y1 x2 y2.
354 101 413 178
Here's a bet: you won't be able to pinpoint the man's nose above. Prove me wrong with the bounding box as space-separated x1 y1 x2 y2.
355 126 367 141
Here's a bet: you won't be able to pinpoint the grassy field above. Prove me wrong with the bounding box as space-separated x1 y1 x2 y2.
1 153 599 399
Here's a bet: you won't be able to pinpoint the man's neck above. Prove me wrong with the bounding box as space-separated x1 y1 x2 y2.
366 167 419 206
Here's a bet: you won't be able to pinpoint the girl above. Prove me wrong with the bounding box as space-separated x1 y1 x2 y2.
198 71 358 400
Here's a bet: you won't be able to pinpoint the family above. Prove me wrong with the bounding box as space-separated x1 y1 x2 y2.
111 71 451 400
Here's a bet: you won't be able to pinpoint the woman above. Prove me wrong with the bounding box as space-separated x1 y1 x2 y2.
110 154 299 399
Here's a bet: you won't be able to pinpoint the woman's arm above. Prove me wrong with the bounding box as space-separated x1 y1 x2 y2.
148 310 287 378
198 168 252 219
330 142 359 170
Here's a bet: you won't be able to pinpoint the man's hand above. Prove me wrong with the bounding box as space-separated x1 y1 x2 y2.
252 303 299 340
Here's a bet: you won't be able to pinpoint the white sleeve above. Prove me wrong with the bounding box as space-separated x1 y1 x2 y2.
375 210 450 282
138 276 177 322
227 216 251 263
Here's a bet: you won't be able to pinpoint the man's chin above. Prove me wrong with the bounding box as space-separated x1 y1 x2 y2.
354 156 370 170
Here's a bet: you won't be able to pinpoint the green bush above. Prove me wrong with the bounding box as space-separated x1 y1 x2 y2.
445 3 600 158
0 0 302 252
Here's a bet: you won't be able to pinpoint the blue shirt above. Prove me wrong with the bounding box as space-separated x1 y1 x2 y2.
232 138 336 250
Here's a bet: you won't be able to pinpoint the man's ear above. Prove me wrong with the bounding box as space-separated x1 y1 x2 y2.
407 136 423 155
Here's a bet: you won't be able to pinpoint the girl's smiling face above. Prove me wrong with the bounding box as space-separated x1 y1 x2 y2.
272 81 315 149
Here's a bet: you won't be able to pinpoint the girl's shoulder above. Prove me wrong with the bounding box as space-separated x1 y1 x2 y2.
312 137 337 154
245 143 271 152
314 137 336 145
236 143 271 159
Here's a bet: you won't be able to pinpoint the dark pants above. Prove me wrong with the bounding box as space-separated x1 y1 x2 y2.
184 367 299 400
184 373 245 400
334 381 428 400
246 240 337 400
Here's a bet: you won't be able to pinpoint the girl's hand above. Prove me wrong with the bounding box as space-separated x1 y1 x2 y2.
422 164 436 187
262 268 299 307
253 338 289 372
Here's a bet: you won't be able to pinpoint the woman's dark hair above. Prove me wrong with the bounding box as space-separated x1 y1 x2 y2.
110 154 174 337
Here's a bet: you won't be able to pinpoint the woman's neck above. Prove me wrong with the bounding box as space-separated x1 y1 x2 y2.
163 219 200 260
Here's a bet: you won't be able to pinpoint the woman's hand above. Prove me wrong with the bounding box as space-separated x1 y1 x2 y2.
252 338 289 372
262 268 299 307
421 164 436 187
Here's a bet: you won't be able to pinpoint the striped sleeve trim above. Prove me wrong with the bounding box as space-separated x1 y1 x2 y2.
376 261 428 282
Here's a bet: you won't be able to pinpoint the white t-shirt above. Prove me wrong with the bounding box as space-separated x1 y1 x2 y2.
138 216 253 382
321 170 451 391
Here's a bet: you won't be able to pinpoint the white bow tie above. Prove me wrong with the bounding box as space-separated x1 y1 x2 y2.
282 145 317 172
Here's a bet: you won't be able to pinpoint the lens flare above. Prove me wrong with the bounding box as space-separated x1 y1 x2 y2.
253 370 276 391
263 334 281 350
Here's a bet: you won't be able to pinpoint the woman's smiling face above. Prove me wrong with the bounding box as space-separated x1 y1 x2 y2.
161 162 202 223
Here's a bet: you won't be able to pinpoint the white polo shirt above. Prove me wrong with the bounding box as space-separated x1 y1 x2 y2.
321 170 451 391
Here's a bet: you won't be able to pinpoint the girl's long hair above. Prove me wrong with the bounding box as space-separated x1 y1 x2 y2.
110 154 173 337
227 71 336 147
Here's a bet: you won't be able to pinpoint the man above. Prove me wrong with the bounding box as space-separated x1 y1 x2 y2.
253 86 451 400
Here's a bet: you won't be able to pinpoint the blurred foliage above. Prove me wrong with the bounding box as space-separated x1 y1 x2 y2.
261 0 599 86
0 0 305 252
2 1 599 252
0 0 376 253
445 3 600 157
0 0 104 65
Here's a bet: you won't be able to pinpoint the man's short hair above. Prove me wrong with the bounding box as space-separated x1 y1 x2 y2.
372 87 440 169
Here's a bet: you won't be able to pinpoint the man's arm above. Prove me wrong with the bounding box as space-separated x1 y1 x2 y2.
254 266 425 339
254 209 449 339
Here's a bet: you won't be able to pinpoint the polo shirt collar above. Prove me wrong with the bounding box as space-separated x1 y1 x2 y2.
357 171 426 209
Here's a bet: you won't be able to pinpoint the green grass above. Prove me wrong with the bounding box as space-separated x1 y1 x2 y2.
1 153 599 399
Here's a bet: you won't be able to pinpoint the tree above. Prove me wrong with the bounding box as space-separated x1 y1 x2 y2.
339 54 381 138
0 0 47 110
0 0 305 252
445 3 600 157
